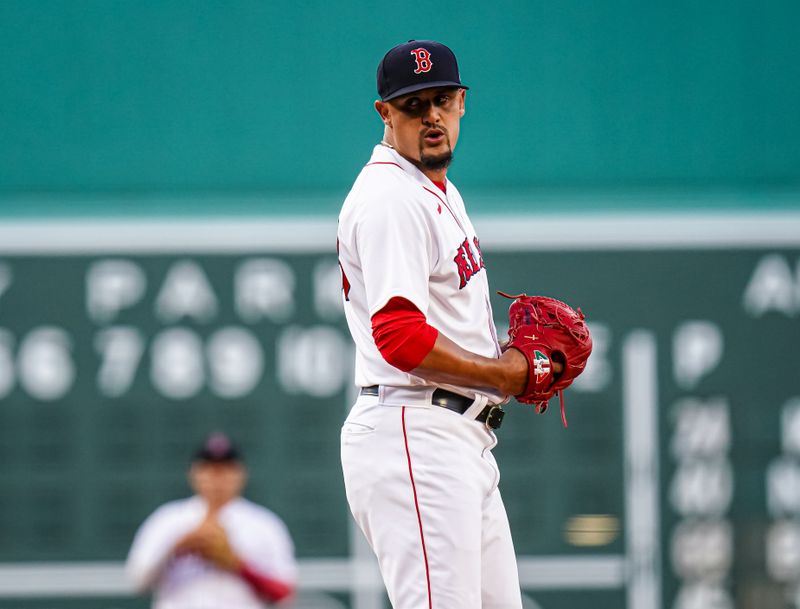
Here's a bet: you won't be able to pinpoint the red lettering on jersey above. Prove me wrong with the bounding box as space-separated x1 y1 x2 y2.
472 237 486 269
454 238 476 289
340 263 351 301
454 238 486 289
465 240 481 273
454 249 473 289
410 48 433 74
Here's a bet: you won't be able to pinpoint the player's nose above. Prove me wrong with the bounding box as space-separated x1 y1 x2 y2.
422 102 442 123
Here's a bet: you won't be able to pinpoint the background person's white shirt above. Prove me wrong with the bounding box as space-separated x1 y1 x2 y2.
126 495 297 609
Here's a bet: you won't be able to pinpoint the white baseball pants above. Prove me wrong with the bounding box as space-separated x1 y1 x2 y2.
341 396 523 609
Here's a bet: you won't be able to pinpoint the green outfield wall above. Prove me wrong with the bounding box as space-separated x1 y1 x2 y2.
0 215 799 609
1 0 799 217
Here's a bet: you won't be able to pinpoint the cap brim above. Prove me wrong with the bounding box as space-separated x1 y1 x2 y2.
193 450 241 463
382 81 469 101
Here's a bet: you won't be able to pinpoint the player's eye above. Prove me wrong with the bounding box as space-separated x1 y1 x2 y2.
395 97 429 118
436 95 450 105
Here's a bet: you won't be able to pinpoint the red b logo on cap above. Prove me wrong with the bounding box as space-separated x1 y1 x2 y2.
410 48 433 74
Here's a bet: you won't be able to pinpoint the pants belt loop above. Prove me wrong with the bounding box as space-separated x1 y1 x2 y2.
463 394 489 419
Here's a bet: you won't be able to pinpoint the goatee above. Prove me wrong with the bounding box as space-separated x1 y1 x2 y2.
420 150 453 171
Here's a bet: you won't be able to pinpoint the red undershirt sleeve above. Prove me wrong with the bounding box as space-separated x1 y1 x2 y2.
239 562 295 603
371 297 439 372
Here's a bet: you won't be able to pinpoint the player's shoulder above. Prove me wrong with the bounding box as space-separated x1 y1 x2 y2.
353 159 412 198
352 146 420 192
233 497 285 522
343 166 427 221
231 498 292 533
340 146 440 230
143 496 198 526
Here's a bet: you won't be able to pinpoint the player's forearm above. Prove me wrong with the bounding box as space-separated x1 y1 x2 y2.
125 527 189 592
125 550 172 592
412 332 528 396
239 563 295 603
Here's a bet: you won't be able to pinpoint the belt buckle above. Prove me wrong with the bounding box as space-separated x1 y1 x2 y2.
484 405 505 430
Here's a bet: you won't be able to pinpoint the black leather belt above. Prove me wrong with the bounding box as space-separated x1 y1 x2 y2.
360 385 504 430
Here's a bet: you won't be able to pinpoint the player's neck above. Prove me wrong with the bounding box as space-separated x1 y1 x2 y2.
431 178 447 194
407 155 448 183
202 496 236 512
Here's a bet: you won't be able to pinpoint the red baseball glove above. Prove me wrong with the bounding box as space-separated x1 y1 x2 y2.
498 291 593 427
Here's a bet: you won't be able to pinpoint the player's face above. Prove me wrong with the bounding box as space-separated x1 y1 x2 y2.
189 461 247 506
376 87 466 175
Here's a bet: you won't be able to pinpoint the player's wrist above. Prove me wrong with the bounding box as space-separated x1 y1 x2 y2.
498 348 528 396
212 550 242 572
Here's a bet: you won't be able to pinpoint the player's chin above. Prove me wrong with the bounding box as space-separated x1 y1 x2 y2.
420 151 453 171
419 140 452 162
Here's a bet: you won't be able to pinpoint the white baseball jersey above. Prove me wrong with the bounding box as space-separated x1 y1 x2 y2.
339 143 523 609
126 496 296 609
337 143 504 403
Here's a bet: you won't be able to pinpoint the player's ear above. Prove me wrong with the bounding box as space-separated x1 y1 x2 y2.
459 89 466 117
374 100 392 127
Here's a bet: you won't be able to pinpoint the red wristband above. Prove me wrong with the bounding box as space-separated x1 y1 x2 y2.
239 562 294 603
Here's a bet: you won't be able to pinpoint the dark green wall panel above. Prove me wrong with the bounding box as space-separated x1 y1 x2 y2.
1 223 799 607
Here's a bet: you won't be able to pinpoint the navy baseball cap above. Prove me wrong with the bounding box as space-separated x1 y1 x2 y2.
377 40 469 101
193 432 241 463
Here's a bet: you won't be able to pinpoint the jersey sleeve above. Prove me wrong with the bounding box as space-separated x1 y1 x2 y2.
356 193 435 317
235 509 298 585
125 504 194 591
372 297 438 371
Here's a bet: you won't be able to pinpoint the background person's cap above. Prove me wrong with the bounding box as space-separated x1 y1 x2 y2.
193 432 241 463
377 40 469 102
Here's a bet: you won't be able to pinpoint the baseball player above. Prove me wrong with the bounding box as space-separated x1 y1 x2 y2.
126 432 297 609
337 40 550 609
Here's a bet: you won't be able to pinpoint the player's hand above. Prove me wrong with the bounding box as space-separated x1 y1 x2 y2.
197 520 241 571
551 352 565 378
191 511 241 571
174 508 217 553
173 527 207 555
173 512 241 571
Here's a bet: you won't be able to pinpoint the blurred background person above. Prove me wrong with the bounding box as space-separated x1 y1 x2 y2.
126 432 297 608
